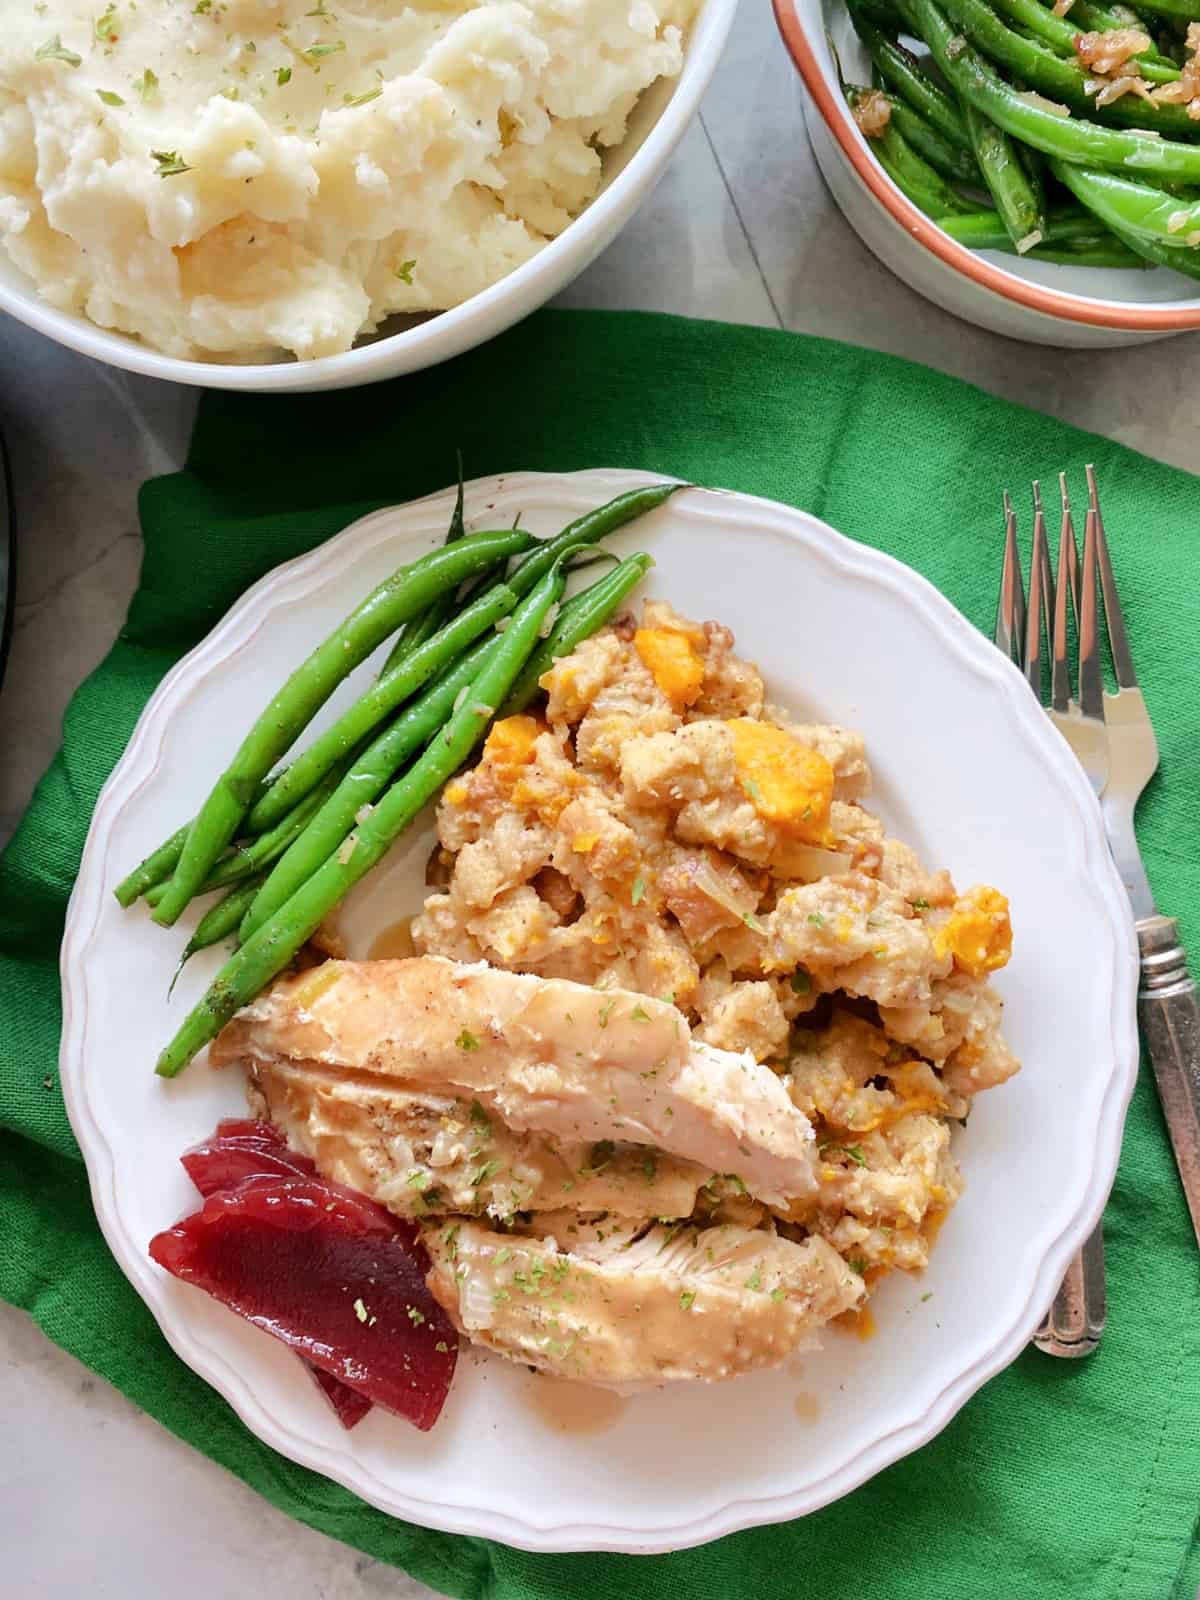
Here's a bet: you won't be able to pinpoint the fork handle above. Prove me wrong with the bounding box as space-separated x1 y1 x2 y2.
1137 914 1200 1249
1035 914 1200 1358
1033 1225 1105 1357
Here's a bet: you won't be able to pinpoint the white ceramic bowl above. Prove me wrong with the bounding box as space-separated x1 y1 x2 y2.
0 3 737 393
61 470 1138 1552
773 0 1200 348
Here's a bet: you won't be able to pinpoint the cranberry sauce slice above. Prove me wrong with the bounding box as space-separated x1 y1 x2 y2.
150 1178 458 1431
178 1124 372 1426
309 1364 374 1430
182 1131 318 1196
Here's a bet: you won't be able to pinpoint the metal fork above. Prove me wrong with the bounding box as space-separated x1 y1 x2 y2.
996 469 1200 1357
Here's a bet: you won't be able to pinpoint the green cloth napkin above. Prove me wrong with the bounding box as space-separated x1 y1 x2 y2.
1 310 1197 1600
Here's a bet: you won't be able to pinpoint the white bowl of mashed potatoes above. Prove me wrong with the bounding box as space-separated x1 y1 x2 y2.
0 0 736 390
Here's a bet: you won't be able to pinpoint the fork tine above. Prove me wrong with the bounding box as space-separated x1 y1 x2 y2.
1078 507 1105 721
1025 483 1052 699
1086 464 1138 689
1050 477 1080 712
995 491 1027 666
1058 472 1081 619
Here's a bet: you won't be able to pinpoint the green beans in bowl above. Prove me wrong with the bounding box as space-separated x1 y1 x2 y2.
774 0 1200 343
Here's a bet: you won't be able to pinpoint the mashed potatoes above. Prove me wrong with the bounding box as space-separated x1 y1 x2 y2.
0 0 695 361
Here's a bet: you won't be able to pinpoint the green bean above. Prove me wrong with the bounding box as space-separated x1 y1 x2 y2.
940 207 1150 257
868 108 990 212
242 581 517 834
1128 0 1200 18
1050 155 1200 246
1024 238 1155 260
149 525 533 928
172 874 268 988
850 4 976 147
863 87 985 178
1017 140 1049 211
900 0 1200 181
1098 208 1200 270
942 202 1119 241
1015 0 1181 75
939 201 1145 247
115 822 195 908
504 482 681 600
962 100 1047 244
497 552 655 718
932 0 1198 131
156 564 569 1079
378 470 468 679
853 0 909 20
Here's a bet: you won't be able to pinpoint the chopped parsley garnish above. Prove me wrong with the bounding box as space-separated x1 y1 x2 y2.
352 1297 369 1323
494 1248 513 1266
597 998 615 1029
745 778 762 803
301 39 346 62
818 1141 866 1167
406 1169 432 1190
679 1290 695 1311
745 1267 762 1292
807 912 825 927
469 1098 491 1131
151 150 192 177
434 1340 450 1353
790 968 812 995
641 1153 657 1182
471 1159 500 1187
492 1288 510 1303
770 1286 786 1302
95 5 120 43
456 1027 481 1052
630 1004 650 1023
910 897 930 911
585 1140 615 1173
630 875 646 907
96 88 124 105
443 1223 460 1259
345 86 382 107
134 67 158 100
920 1292 933 1302
276 64 293 85
36 36 82 66
847 1257 867 1276
406 1306 425 1326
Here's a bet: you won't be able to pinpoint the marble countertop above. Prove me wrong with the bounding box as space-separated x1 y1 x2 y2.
2 3 1198 1595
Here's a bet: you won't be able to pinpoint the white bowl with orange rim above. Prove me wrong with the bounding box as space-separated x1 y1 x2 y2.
773 0 1200 348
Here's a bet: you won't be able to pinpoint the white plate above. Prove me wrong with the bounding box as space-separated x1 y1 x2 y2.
60 469 1138 1554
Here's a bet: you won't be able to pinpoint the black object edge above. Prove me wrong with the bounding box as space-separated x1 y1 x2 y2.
0 420 12 693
